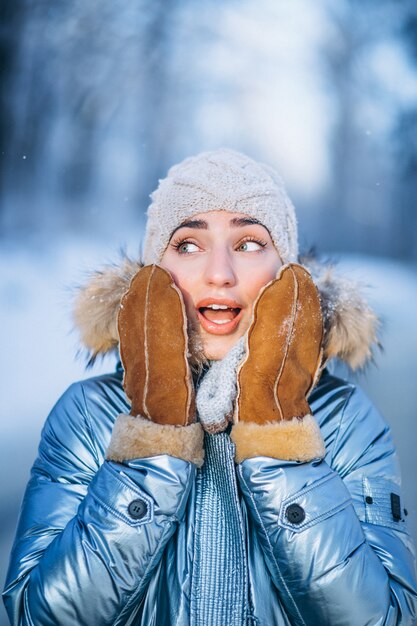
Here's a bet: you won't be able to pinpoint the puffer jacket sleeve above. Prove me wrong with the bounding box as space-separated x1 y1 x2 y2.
2 381 195 626
237 383 417 626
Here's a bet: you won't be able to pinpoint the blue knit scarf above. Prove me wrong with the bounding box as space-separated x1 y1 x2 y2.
190 341 252 626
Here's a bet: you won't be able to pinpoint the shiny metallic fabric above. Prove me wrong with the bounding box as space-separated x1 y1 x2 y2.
3 368 417 625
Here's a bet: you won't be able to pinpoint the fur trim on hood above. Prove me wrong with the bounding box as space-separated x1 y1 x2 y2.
72 253 381 371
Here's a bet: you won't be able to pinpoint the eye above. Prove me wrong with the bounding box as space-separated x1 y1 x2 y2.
236 238 267 252
171 240 200 254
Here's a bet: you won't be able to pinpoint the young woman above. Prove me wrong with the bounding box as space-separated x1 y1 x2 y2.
3 149 417 625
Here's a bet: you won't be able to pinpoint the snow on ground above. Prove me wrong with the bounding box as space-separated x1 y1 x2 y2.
0 241 416 624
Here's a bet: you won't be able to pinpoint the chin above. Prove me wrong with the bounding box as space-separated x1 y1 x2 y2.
202 334 243 360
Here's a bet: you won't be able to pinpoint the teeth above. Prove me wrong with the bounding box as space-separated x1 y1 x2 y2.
211 319 230 325
206 304 229 310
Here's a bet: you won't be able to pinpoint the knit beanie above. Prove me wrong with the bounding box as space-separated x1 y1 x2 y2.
142 148 299 264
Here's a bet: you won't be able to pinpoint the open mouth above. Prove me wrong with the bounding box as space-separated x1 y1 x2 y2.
195 300 244 335
198 305 241 325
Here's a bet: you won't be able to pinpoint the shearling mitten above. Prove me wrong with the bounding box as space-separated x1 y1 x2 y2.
106 265 204 467
195 336 246 434
231 263 325 464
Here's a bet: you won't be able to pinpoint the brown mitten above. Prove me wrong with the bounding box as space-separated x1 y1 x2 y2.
106 265 204 467
231 263 325 464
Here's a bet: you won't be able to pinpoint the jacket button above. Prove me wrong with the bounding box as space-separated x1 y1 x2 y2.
128 499 148 520
286 503 306 524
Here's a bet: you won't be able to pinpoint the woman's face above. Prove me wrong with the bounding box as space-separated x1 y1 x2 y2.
160 210 283 359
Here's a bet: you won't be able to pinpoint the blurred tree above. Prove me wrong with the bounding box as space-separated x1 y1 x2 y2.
401 0 417 61
322 0 417 260
322 0 395 257
134 1 185 214
393 109 417 258
393 2 417 258
0 1 190 238
0 0 24 220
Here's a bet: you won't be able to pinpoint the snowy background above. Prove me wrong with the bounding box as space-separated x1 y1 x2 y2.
1 1 417 624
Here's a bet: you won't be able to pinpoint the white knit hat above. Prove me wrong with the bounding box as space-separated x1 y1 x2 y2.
142 148 299 264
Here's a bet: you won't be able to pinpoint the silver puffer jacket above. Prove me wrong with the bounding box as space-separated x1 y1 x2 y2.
3 258 417 625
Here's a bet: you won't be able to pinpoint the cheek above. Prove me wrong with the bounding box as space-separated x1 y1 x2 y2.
160 256 188 291
160 263 197 318
243 262 281 304
180 288 197 320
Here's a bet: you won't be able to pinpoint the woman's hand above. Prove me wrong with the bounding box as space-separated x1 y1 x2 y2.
118 264 195 425
231 263 326 463
107 264 204 466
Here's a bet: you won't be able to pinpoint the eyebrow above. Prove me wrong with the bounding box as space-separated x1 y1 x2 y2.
169 216 264 239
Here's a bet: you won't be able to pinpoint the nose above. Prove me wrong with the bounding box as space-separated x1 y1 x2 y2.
203 247 237 288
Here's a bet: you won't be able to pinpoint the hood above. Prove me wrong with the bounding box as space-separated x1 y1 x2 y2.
72 253 381 371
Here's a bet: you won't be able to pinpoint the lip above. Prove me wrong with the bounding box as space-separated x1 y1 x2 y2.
195 297 244 336
196 297 243 309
